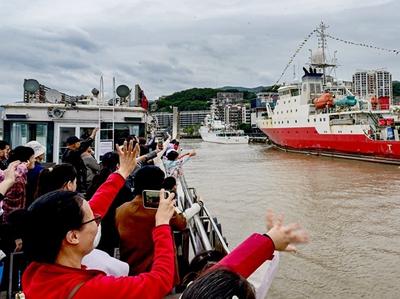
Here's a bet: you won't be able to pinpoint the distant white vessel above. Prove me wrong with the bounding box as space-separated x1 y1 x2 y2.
199 115 249 144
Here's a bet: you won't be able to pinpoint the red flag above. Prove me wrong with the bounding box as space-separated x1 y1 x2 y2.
140 93 149 110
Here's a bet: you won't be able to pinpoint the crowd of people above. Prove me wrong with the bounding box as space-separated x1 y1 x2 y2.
0 130 309 299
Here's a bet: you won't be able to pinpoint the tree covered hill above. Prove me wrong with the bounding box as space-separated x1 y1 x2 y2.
151 82 400 112
151 86 277 112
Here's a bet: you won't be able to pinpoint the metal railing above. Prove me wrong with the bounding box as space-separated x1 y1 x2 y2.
178 175 230 255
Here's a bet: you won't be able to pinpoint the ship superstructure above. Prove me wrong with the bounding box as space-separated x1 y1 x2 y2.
257 23 400 164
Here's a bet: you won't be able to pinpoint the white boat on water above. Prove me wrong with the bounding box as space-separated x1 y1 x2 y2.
199 115 249 144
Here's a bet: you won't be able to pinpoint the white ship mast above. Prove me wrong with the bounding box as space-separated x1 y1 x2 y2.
310 22 337 86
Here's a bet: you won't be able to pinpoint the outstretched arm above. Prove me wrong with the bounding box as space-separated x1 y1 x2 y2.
214 209 309 278
89 141 139 217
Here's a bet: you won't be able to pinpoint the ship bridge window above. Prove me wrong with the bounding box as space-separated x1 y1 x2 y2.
290 89 299 96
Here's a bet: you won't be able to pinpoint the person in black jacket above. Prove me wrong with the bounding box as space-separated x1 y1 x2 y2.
61 128 98 193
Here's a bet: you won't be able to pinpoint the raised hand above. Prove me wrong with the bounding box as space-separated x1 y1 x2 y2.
3 161 20 182
266 209 309 252
115 140 139 179
155 189 176 226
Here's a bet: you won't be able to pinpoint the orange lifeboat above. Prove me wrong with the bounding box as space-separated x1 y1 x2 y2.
313 93 333 109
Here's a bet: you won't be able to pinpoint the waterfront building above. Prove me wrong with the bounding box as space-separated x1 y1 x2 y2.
216 92 244 103
153 110 211 129
352 70 392 99
223 104 250 127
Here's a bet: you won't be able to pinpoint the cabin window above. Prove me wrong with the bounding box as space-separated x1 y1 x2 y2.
290 89 300 96
11 122 50 162
314 119 316 122
295 120 297 123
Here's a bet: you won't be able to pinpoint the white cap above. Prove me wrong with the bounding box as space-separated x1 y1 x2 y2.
25 141 46 158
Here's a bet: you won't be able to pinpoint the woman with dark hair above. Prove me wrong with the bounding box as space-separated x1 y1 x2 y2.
35 163 77 198
181 268 256 299
18 142 178 299
164 149 196 179
179 210 309 299
2 146 35 223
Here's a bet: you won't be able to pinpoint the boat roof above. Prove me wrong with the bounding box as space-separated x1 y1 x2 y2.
1 102 146 112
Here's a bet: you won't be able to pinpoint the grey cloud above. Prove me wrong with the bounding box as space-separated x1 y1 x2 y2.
1 0 400 103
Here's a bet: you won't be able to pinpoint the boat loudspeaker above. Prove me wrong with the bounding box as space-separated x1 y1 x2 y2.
116 85 131 105
23 79 40 93
91 88 100 97
116 85 130 98
48 107 65 118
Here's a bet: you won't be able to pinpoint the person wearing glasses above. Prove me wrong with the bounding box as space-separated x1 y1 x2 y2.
15 141 178 299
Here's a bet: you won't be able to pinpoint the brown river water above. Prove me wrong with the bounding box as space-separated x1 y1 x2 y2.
181 139 400 299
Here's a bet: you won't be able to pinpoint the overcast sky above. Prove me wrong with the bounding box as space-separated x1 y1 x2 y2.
0 0 399 103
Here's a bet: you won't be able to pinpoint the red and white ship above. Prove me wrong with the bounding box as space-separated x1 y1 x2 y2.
257 23 400 164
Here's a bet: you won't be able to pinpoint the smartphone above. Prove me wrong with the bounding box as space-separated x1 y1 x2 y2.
142 190 170 209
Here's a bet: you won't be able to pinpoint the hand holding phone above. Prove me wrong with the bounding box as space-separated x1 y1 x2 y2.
155 189 176 226
143 189 171 209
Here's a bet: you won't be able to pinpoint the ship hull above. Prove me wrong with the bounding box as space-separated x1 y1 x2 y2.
261 127 400 163
199 127 249 144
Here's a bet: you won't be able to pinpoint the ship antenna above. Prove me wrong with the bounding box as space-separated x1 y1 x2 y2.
312 21 336 87
99 74 104 104
320 21 327 85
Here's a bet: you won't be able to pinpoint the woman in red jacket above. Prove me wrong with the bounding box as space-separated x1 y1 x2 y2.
19 141 177 299
180 210 309 299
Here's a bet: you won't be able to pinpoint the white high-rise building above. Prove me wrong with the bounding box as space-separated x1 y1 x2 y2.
352 70 392 99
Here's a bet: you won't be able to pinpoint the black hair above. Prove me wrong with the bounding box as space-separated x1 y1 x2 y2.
133 165 165 196
181 268 256 299
181 250 226 288
0 140 9 150
139 144 149 156
162 176 176 191
101 152 119 172
14 190 84 263
8 146 34 163
166 150 179 161
35 164 77 198
138 137 146 145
